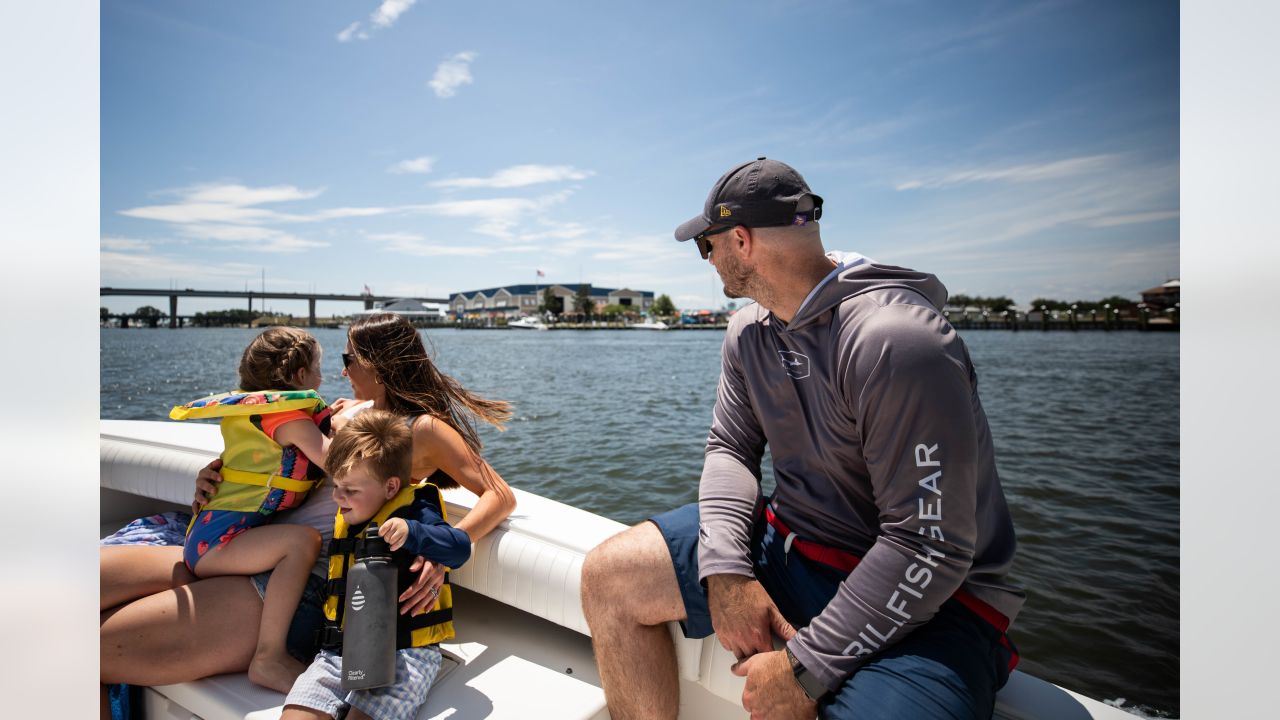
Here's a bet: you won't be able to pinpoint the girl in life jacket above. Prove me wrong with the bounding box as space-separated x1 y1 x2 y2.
169 327 333 693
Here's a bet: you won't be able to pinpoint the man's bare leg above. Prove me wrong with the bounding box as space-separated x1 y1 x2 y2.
581 521 687 720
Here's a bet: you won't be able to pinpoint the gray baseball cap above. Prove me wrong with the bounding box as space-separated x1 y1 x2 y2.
674 157 823 242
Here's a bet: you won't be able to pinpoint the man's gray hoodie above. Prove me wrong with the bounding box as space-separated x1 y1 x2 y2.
697 252 1025 691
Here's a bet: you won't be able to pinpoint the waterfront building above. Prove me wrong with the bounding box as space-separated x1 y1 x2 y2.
355 297 450 325
1140 279 1180 310
449 284 654 320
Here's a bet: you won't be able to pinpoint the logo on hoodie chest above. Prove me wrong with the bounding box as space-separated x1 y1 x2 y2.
777 350 810 379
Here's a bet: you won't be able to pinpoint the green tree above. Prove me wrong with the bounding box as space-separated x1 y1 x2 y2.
135 305 165 328
1098 295 1134 309
574 284 593 317
1029 298 1071 311
540 287 560 316
948 293 974 307
599 303 627 318
100 306 109 324
651 294 677 317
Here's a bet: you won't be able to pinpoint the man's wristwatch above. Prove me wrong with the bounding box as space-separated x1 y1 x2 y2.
784 646 829 702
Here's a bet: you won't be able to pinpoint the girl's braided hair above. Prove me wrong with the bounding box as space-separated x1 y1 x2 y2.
238 327 319 391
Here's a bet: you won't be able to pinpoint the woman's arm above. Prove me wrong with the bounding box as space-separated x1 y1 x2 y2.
412 415 516 543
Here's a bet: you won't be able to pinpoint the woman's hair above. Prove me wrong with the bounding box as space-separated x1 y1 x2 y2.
327 409 413 486
238 327 319 392
347 313 512 456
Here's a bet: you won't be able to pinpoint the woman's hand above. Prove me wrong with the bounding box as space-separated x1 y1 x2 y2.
192 458 224 515
330 398 374 434
398 556 446 615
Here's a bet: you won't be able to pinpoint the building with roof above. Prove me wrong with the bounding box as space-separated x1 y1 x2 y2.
448 284 654 320
355 297 450 325
1140 279 1180 309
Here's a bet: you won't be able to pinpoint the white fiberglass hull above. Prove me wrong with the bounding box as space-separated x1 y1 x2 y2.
100 420 1133 720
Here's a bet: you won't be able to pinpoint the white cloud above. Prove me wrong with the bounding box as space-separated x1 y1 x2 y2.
178 224 329 253
336 0 415 42
337 22 363 43
429 52 477 98
431 164 594 189
182 183 324 205
101 251 260 282
895 154 1118 191
100 236 150 251
1086 210 1180 228
120 183 330 224
419 191 572 239
388 156 436 174
371 0 417 28
367 232 497 257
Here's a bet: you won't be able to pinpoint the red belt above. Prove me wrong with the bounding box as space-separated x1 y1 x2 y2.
764 505 1019 671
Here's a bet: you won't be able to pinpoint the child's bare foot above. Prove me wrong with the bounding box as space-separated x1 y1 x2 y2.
248 650 306 694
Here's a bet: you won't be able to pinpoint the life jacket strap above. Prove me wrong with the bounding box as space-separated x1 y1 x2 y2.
764 504 1019 671
219 466 317 494
317 624 343 651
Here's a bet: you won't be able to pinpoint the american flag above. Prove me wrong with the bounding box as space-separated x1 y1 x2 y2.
536 269 545 278
363 284 372 295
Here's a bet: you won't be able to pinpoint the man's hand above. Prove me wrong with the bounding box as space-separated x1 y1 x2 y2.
733 650 818 720
379 518 409 551
192 458 224 515
707 574 797 660
398 556 445 615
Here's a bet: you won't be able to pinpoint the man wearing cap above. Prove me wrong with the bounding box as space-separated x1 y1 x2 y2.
581 158 1025 719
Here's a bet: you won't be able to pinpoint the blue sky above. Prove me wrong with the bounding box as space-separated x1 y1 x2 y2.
100 0 1178 317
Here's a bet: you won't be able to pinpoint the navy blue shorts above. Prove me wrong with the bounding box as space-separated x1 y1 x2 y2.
649 502 1015 720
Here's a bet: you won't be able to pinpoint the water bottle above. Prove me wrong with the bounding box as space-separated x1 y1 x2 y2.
340 523 398 690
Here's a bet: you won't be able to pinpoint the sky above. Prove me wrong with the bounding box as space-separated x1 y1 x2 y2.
100 0 1179 318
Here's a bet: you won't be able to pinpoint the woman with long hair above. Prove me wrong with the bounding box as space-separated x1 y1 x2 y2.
100 314 516 714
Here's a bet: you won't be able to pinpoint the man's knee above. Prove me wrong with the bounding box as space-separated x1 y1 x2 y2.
582 521 669 613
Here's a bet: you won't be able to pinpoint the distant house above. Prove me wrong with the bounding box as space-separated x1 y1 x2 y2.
449 283 655 320
1140 279 1180 309
354 298 450 325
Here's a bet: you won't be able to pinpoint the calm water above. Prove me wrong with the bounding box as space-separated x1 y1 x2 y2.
101 327 1179 717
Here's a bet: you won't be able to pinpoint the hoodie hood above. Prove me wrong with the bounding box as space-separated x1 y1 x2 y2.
787 251 950 331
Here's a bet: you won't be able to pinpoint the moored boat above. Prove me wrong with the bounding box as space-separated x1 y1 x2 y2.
508 316 549 330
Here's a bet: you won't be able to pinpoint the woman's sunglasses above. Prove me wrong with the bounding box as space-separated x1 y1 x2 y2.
341 352 355 368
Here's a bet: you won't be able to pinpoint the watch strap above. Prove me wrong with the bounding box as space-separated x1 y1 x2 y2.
784 646 829 702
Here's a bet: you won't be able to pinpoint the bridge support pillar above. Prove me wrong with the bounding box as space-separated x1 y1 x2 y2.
364 299 373 310
169 295 178 328
248 293 253 314
309 298 317 327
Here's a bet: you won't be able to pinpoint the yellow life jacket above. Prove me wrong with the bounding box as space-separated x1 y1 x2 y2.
320 482 455 651
169 390 330 523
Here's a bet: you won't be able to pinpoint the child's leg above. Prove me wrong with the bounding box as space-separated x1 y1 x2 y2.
279 708 333 720
100 545 194 610
191 523 322 693
346 646 443 720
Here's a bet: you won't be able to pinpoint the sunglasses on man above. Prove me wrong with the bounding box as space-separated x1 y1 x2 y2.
693 225 738 260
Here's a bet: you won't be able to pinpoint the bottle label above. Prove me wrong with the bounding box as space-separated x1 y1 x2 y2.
350 585 366 612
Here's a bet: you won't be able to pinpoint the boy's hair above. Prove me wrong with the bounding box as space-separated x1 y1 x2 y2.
327 409 413 486
238 327 319 391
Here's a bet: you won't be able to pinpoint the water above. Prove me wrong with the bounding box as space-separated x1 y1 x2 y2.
101 327 1179 717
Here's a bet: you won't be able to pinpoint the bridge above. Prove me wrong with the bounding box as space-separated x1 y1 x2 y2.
101 287 450 328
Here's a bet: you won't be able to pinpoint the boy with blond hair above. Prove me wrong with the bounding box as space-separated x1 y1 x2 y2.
282 410 470 720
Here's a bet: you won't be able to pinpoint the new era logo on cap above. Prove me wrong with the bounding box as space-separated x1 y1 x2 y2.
674 157 824 243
